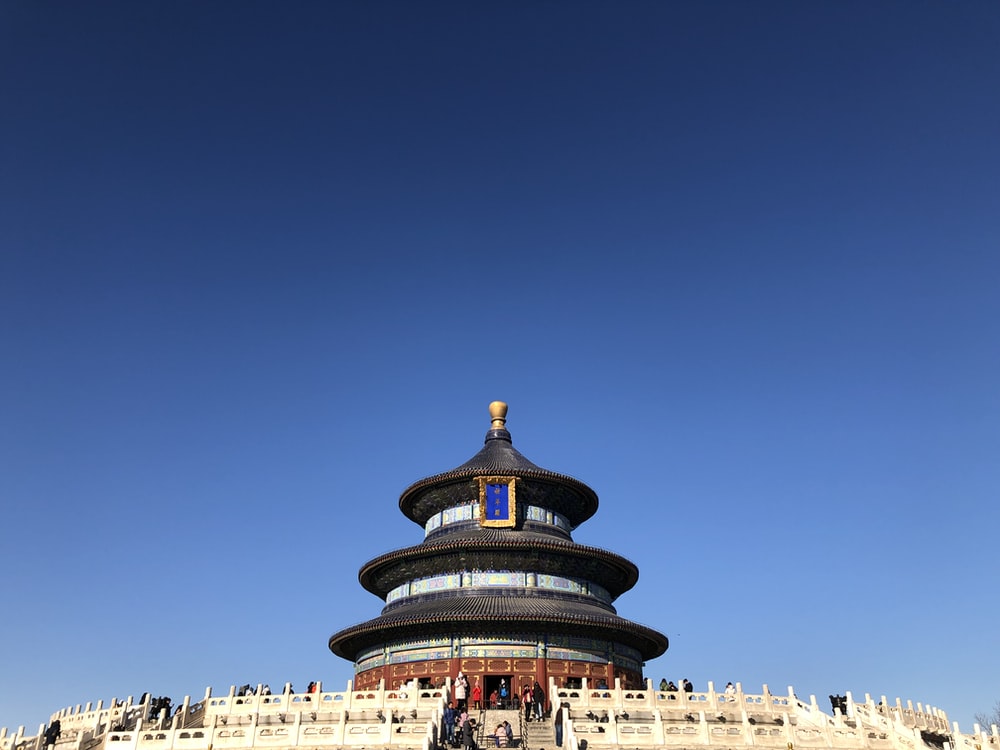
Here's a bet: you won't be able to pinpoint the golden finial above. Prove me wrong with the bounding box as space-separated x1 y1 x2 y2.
489 401 508 430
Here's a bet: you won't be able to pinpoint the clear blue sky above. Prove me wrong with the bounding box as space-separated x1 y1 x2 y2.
2 0 998 735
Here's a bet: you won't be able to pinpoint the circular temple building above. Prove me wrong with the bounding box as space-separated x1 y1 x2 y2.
328 401 667 700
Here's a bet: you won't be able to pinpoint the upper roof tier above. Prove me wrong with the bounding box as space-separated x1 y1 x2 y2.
399 402 599 527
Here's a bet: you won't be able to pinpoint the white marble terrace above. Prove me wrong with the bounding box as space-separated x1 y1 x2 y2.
2 678 998 750
554 679 998 750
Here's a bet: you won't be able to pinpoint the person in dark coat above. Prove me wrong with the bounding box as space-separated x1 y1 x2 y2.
44 720 61 748
532 682 545 720
461 716 476 750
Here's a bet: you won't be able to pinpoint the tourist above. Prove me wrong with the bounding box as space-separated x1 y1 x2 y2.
461 716 476 750
682 678 693 693
473 678 483 710
554 703 565 747
522 684 533 722
532 682 545 721
43 720 61 748
443 701 456 747
724 682 736 700
494 724 507 747
659 678 668 691
455 672 468 712
499 679 508 709
503 720 513 747
489 689 498 709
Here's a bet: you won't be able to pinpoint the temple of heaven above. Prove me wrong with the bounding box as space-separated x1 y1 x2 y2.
328 401 668 698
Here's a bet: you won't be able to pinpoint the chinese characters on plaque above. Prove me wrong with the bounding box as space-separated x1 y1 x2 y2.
477 476 517 528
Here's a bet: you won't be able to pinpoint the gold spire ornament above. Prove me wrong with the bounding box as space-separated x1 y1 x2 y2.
489 401 508 430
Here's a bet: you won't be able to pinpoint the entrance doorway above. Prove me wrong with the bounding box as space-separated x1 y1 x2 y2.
483 675 513 709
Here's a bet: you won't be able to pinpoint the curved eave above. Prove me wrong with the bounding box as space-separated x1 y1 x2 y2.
358 538 639 599
329 607 668 663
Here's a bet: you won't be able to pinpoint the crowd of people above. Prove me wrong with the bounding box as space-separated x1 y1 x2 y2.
659 678 721 694
137 694 174 722
440 676 550 749
658 677 693 692
443 706 478 750
235 681 329 697
523 681 546 721
236 684 274 696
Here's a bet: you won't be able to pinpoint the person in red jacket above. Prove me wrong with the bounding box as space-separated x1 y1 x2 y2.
472 678 483 710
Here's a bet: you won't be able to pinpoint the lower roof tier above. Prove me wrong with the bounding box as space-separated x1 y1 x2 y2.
328 594 668 662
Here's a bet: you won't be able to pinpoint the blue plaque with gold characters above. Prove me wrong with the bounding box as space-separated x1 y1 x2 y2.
477 476 517 528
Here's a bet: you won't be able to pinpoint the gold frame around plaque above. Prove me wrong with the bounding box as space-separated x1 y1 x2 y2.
477 476 517 528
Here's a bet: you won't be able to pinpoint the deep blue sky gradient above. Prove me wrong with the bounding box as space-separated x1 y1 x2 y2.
1 0 998 734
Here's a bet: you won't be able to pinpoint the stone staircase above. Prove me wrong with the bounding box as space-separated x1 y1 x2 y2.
522 716 556 750
474 709 530 748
